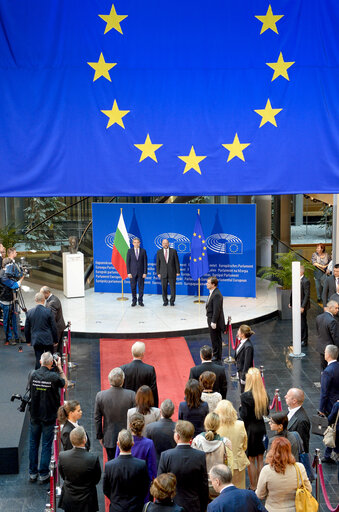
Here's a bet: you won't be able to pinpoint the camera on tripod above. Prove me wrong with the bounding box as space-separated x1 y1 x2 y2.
11 391 31 412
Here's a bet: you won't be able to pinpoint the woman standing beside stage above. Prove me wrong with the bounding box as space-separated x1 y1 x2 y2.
57 400 90 451
234 325 254 393
239 367 269 491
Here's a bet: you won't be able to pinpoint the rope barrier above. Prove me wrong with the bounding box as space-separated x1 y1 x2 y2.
260 365 266 388
269 389 282 411
317 459 339 512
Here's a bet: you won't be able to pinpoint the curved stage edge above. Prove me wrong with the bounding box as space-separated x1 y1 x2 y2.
22 278 278 339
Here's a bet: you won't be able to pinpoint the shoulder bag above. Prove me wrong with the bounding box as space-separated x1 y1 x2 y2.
294 463 318 512
323 409 339 448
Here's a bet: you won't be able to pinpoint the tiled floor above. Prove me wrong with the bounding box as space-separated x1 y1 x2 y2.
0 303 338 511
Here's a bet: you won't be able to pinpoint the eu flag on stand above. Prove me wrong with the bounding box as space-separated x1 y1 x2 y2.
190 213 209 281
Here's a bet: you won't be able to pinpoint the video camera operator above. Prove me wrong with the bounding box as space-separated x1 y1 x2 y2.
6 247 24 280
0 257 24 345
29 351 66 484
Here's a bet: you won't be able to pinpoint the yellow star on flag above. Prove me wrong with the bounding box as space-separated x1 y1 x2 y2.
99 4 128 35
87 53 117 82
222 133 250 162
193 233 197 236
255 4 284 34
254 99 282 127
134 134 163 162
266 52 295 81
178 146 206 175
101 99 130 129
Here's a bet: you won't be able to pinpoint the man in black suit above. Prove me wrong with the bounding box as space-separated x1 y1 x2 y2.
158 420 209 512
156 238 180 306
103 429 149 512
322 263 339 307
94 367 135 460
206 276 225 361
145 399 176 466
126 237 148 307
285 388 310 454
24 292 58 369
58 426 101 512
121 341 159 406
40 286 66 352
319 345 339 416
289 265 310 347
189 345 227 398
316 300 339 370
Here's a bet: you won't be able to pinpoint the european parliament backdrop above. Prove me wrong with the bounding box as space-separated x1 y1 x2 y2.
92 204 256 297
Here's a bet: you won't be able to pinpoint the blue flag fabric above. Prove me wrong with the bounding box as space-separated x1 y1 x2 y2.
190 213 209 280
0 1 338 197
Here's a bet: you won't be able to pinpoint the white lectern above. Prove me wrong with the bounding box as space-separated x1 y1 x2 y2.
63 252 85 298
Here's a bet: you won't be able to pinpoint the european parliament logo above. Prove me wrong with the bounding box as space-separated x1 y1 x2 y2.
154 233 191 253
105 232 137 249
206 233 243 255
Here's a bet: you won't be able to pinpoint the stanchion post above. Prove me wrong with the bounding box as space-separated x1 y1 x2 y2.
314 448 320 503
53 424 62 497
49 457 56 512
224 316 235 365
67 322 77 370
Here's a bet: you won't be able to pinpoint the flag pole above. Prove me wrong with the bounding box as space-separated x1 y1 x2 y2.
193 209 206 304
116 207 128 301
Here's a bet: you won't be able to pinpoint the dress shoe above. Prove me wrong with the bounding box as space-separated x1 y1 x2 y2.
163 302 168 306
321 457 335 464
131 301 137 307
138 302 144 307
170 303 175 306
301 341 308 347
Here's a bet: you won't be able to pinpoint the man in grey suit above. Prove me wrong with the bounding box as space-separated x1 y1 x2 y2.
156 238 180 306
94 367 135 460
322 264 339 307
316 300 339 370
40 286 66 353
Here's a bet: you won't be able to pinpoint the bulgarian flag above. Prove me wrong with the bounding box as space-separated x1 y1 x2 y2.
111 212 130 280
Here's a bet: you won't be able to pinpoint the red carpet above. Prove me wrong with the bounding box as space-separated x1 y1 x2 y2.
99 337 194 511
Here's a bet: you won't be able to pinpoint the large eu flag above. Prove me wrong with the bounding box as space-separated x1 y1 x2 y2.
190 213 209 280
0 1 338 197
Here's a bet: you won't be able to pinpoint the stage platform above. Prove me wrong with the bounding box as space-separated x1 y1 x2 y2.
21 278 278 337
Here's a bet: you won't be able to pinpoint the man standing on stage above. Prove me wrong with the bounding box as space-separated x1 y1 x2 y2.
206 276 225 361
156 239 180 306
126 238 147 307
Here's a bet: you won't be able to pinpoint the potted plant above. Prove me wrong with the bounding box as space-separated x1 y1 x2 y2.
259 252 313 319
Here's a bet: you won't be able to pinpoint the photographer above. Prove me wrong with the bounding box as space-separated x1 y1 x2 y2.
0 257 24 345
6 247 24 280
29 351 66 484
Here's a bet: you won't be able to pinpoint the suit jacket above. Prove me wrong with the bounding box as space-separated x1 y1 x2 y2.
94 386 135 448
145 417 176 465
24 304 58 346
61 420 91 452
208 485 267 512
287 406 310 453
158 445 209 512
322 275 338 306
156 248 180 278
58 447 101 512
126 247 148 276
189 361 227 398
206 288 225 329
235 339 254 382
103 454 150 512
319 361 339 415
121 359 159 407
315 311 339 353
45 293 66 340
289 276 310 310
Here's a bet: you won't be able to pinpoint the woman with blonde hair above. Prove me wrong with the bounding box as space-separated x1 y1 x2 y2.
239 367 269 490
215 399 249 489
256 437 312 511
192 412 233 499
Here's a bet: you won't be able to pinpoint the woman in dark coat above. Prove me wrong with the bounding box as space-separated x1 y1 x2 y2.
239 367 269 490
178 379 209 436
58 400 90 451
144 473 184 512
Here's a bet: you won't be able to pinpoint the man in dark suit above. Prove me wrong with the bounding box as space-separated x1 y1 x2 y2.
58 426 101 512
103 429 149 512
189 345 227 398
94 367 135 460
319 345 339 416
289 265 310 346
156 238 180 306
316 300 339 370
145 399 176 466
126 237 147 307
208 464 267 512
206 276 225 361
40 286 66 352
121 341 159 407
158 420 209 512
322 264 339 306
24 292 58 368
285 388 310 453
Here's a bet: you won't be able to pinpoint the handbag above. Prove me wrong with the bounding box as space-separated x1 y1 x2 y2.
142 503 151 512
323 410 339 448
311 414 328 436
294 464 318 512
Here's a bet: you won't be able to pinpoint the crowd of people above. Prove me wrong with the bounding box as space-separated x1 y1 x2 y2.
1 243 339 511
